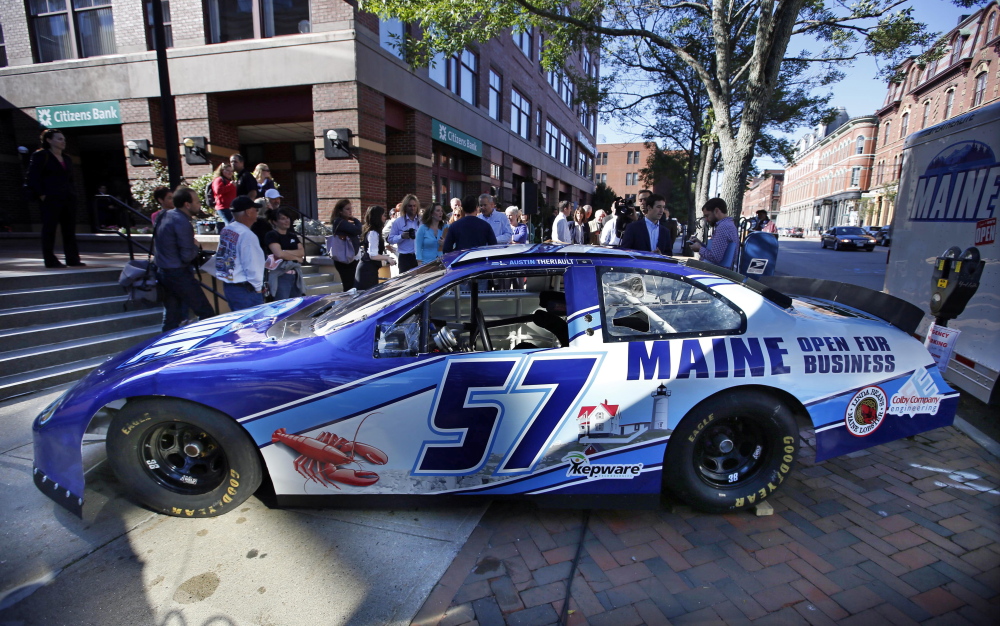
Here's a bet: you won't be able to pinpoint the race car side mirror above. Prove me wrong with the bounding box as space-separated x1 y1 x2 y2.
930 246 984 324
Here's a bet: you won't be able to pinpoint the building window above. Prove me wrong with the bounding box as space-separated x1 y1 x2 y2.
883 120 891 143
563 78 574 108
987 12 997 42
0 23 7 67
850 167 861 187
900 113 909 139
510 88 530 140
488 70 502 121
380 17 405 59
945 89 955 119
430 49 479 106
774 182 781 193
596 173 607 184
207 0 310 44
855 136 864 154
973 72 987 107
560 133 572 167
145 1 173 49
921 101 930 129
30 0 117 62
546 121 559 160
513 27 532 59
490 163 502 179
599 152 608 166
950 35 967 66
535 109 543 148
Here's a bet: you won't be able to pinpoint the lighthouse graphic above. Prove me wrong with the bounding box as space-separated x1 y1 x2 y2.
576 384 673 443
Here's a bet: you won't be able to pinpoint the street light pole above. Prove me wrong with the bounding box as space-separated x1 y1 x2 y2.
151 0 181 189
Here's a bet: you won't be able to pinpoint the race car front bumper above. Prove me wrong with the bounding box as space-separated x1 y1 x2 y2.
33 465 83 517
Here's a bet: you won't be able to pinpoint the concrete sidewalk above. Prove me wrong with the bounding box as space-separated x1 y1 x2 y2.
414 422 999 625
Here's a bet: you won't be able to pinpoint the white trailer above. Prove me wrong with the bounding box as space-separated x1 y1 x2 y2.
884 99 1000 404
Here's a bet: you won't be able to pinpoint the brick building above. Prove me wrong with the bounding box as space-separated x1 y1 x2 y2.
777 109 877 233
0 1 597 229
869 2 1000 229
594 142 670 202
740 169 783 220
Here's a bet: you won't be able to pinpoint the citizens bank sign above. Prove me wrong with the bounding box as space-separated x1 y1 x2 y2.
432 119 482 157
35 101 121 129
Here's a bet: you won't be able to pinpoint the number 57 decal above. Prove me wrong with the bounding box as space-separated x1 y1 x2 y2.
413 354 603 476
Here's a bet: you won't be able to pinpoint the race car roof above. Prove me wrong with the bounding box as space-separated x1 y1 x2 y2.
445 244 677 267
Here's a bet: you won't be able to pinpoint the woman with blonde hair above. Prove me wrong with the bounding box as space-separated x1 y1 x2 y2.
254 163 275 196
211 161 237 223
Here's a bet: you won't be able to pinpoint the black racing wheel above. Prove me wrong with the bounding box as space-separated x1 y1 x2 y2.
664 390 798 513
107 399 262 517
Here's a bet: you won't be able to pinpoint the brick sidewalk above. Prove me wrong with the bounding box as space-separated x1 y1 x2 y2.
413 425 999 625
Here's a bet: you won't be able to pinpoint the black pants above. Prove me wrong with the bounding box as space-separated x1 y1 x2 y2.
158 267 216 332
40 196 80 265
334 259 359 292
398 253 418 273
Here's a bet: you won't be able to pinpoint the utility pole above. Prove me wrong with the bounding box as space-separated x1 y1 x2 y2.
151 0 181 189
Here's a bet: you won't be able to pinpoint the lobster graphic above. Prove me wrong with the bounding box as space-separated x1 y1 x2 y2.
856 399 879 425
271 414 388 489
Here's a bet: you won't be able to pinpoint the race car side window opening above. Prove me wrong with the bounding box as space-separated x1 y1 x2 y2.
377 269 567 357
599 268 744 342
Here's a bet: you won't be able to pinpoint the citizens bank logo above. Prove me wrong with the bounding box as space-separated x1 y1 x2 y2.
845 386 887 437
562 452 643 479
438 125 448 141
36 108 53 127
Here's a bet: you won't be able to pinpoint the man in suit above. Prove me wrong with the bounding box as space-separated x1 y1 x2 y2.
443 195 498 253
619 193 674 255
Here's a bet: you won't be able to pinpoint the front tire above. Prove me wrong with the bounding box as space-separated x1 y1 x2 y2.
107 399 262 517
663 390 798 513
833 240 841 251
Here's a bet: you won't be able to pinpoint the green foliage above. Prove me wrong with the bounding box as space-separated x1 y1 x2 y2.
592 181 617 211
129 160 170 214
188 172 218 217
639 147 690 223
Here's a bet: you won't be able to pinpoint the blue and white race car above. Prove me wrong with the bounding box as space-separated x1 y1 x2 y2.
33 245 958 517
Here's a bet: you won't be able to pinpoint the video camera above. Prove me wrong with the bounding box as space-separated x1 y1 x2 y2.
613 196 636 218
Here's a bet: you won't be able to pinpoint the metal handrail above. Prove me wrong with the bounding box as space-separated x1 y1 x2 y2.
99 194 229 309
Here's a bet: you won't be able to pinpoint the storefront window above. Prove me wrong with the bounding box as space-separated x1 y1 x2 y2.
30 0 116 62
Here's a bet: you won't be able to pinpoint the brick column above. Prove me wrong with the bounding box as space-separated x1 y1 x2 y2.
385 110 432 207
314 82 386 222
121 98 170 185
174 94 239 180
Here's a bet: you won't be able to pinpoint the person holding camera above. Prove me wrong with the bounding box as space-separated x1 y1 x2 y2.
688 198 739 267
619 193 674 255
601 198 636 246
155 186 216 332
387 194 422 272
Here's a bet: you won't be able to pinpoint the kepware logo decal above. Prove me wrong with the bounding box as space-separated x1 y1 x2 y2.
562 452 643 479
845 386 887 437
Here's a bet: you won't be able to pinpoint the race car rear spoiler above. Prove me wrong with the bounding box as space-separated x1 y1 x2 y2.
755 276 925 335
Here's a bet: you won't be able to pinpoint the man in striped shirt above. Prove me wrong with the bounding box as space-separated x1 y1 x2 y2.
688 198 739 268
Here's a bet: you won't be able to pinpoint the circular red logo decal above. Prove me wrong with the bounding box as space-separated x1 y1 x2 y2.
845 386 887 437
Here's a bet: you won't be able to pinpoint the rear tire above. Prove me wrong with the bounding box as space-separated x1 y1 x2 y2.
663 390 798 513
107 399 262 517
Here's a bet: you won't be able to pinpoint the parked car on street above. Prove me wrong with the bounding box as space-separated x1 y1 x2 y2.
33 245 956 519
821 226 877 251
875 226 892 247
790 227 804 238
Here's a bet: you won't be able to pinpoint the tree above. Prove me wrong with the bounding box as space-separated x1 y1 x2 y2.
592 181 617 212
365 0 969 217
639 145 691 225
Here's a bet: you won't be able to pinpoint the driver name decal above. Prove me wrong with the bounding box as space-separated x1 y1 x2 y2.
562 452 643 479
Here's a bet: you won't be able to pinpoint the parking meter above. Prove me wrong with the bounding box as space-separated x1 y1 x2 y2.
930 246 984 325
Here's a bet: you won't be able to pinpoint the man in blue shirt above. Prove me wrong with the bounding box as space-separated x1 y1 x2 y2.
619 193 674 255
443 195 497 253
477 194 513 244
387 194 422 272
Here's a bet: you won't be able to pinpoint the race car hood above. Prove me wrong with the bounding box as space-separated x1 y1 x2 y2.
32 293 359 516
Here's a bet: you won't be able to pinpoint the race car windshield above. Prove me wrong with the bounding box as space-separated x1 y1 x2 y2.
313 261 447 335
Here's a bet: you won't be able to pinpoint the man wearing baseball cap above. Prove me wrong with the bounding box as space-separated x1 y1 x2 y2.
264 188 282 211
215 195 265 310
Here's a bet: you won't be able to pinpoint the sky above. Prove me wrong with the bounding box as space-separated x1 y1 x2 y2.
598 0 973 172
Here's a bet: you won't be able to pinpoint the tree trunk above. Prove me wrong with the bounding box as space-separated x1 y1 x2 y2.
695 139 715 208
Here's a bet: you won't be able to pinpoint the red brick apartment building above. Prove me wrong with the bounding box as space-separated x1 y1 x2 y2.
869 1 1000 228
594 142 670 202
777 109 877 233
741 170 783 219
0 0 597 228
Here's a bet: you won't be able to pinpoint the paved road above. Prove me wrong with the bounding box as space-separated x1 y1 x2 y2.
774 236 890 291
0 386 486 625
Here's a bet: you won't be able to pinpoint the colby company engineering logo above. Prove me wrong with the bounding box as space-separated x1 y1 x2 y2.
562 452 643 479
844 386 888 437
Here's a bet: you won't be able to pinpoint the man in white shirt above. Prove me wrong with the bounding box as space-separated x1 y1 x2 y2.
215 196 265 310
477 193 513 244
551 200 573 243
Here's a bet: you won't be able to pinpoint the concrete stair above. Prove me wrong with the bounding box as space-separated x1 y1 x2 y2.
301 258 345 296
0 268 163 401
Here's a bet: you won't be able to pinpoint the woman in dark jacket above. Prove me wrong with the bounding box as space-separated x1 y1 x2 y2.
330 198 363 291
355 205 396 291
27 129 83 268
